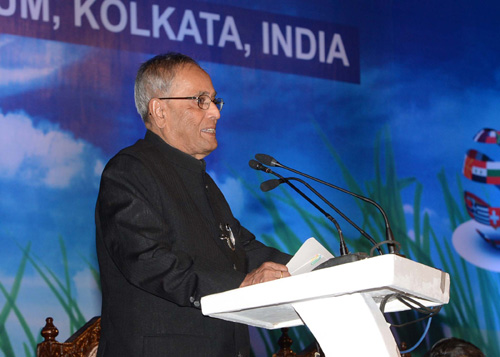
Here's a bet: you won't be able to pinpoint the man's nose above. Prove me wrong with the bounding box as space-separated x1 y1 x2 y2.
208 101 221 120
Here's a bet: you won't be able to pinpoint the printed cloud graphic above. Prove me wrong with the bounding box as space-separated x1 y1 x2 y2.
0 36 56 86
0 111 100 188
0 66 57 87
0 34 90 94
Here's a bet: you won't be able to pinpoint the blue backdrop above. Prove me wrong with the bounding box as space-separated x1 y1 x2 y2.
1 1 499 356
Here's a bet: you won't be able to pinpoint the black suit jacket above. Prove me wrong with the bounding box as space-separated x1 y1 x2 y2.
95 131 290 356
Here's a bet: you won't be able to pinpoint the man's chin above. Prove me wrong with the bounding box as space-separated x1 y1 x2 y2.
199 142 218 158
208 143 218 155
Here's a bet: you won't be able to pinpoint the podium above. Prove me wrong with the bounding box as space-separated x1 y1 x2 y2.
201 254 450 356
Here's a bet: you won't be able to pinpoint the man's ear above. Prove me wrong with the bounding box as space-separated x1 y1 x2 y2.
148 98 167 129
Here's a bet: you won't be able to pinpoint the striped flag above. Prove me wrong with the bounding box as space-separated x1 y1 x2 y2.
465 191 500 229
463 149 500 185
473 128 500 145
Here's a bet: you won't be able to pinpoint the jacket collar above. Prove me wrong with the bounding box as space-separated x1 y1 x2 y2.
144 130 207 173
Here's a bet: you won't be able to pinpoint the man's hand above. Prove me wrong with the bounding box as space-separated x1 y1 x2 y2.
239 262 290 287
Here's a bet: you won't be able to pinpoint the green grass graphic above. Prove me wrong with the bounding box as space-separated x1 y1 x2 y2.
0 237 101 357
1 126 499 356
248 125 499 356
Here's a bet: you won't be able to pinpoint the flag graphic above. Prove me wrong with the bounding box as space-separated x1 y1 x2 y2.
463 150 500 186
465 191 500 229
473 128 500 145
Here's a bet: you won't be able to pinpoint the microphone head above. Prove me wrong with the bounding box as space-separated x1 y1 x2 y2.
249 159 274 174
255 153 279 167
260 179 283 192
248 159 261 170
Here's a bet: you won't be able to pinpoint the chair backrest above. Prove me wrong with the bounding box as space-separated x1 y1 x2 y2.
37 316 101 357
273 328 320 357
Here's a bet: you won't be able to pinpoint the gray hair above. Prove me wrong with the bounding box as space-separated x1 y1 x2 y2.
134 53 200 122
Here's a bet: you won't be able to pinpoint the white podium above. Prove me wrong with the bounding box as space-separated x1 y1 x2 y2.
201 254 450 356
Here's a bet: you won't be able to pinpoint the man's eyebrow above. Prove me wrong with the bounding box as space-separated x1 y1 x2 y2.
198 90 217 97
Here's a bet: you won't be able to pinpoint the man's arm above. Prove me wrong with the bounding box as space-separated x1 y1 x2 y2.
96 154 246 306
237 224 292 287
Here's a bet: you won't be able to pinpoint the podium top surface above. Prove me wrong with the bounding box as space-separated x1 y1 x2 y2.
201 254 450 329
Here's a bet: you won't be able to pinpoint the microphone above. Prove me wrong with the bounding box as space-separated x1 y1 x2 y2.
260 178 284 192
256 154 280 167
251 160 381 254
249 159 273 174
255 154 398 254
249 160 350 256
260 178 350 256
264 177 381 254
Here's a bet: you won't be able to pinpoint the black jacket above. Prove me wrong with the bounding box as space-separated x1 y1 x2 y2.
95 131 290 356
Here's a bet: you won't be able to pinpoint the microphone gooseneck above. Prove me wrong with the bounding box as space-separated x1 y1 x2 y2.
254 153 397 254
250 160 350 256
284 177 380 254
259 177 349 256
262 176 381 255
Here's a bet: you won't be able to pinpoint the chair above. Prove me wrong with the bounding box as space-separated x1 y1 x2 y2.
273 328 321 357
36 316 101 357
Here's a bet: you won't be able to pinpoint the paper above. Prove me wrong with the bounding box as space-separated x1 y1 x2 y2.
286 237 334 275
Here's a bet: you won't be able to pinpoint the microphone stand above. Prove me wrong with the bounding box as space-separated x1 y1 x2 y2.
283 177 382 255
255 154 398 254
251 160 381 262
253 163 349 257
262 178 374 267
251 160 383 254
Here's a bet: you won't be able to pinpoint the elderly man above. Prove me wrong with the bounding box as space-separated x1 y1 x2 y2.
95 53 291 357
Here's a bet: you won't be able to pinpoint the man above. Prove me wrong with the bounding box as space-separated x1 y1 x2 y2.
95 53 291 357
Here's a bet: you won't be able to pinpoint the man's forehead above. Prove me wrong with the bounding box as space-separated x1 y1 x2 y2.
171 65 216 93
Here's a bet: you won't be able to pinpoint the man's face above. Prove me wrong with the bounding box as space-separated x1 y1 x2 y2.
159 64 221 160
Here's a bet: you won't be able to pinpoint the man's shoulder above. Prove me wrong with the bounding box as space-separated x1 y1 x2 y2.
112 137 161 162
102 138 162 175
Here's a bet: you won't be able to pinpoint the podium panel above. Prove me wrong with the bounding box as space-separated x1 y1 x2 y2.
201 255 450 355
292 293 400 356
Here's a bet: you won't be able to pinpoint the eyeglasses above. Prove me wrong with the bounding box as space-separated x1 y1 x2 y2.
159 95 224 111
